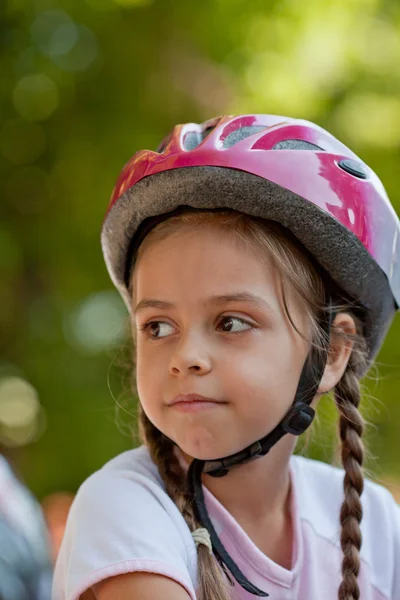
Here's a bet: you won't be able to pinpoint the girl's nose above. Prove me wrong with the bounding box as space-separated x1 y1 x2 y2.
168 335 212 376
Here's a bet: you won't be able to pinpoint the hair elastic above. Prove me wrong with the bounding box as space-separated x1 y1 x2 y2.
192 528 212 554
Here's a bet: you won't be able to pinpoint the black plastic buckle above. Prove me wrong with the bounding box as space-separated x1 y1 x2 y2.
203 441 263 477
281 402 315 436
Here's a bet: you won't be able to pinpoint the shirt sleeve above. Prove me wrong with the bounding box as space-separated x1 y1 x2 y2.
51 469 198 600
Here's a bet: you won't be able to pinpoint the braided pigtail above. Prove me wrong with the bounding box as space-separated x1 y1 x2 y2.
138 405 232 600
333 343 368 600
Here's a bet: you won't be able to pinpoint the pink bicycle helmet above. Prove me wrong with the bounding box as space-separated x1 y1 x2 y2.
101 114 399 373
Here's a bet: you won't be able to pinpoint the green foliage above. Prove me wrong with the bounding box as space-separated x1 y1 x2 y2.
0 0 399 497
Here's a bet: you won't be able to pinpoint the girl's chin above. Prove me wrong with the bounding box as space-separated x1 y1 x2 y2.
177 446 222 464
177 442 250 464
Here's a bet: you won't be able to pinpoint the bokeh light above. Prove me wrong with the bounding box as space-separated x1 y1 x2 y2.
0 376 46 447
41 492 75 563
50 25 100 73
63 291 127 354
333 94 400 148
12 73 59 121
30 10 73 55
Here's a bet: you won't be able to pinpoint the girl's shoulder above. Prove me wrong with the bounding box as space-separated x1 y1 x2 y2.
291 454 400 561
53 446 198 600
98 444 162 482
291 453 398 511
72 444 184 524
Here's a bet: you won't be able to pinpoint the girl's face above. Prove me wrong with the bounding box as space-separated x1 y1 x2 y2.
132 227 311 461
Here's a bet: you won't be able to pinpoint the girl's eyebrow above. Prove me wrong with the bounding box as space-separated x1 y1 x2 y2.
134 292 275 315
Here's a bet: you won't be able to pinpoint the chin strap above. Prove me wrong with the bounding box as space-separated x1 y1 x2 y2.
188 457 270 596
187 305 336 597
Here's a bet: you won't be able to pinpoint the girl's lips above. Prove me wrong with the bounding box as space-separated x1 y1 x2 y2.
169 393 222 405
168 393 226 412
170 400 223 412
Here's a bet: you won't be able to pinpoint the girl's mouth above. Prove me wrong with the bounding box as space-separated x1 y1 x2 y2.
170 400 224 412
168 393 227 412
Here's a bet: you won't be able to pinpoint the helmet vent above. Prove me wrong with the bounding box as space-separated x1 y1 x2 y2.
272 139 324 150
183 126 216 151
222 125 266 148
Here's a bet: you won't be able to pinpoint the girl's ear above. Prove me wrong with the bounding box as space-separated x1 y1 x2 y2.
317 313 356 395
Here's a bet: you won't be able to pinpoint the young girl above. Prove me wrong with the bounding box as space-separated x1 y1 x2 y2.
52 114 400 600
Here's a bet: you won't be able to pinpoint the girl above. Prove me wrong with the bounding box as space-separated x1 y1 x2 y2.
52 114 400 600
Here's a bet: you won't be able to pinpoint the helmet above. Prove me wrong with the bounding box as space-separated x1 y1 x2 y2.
101 114 400 372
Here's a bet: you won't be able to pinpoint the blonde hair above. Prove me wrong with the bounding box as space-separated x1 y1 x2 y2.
128 209 369 600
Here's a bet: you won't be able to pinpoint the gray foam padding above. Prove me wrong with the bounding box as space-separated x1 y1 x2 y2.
101 166 396 372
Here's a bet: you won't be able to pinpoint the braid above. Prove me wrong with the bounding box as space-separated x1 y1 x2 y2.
138 405 232 600
334 356 365 600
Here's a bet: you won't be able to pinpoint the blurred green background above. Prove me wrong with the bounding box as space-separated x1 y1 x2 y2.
1 0 399 503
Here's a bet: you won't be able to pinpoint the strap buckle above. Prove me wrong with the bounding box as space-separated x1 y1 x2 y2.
281 402 315 435
203 441 263 476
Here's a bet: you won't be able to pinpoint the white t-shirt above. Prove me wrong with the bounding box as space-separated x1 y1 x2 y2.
52 445 400 600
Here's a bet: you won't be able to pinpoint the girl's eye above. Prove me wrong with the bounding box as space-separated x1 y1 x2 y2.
140 321 174 339
139 316 254 339
218 316 254 335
